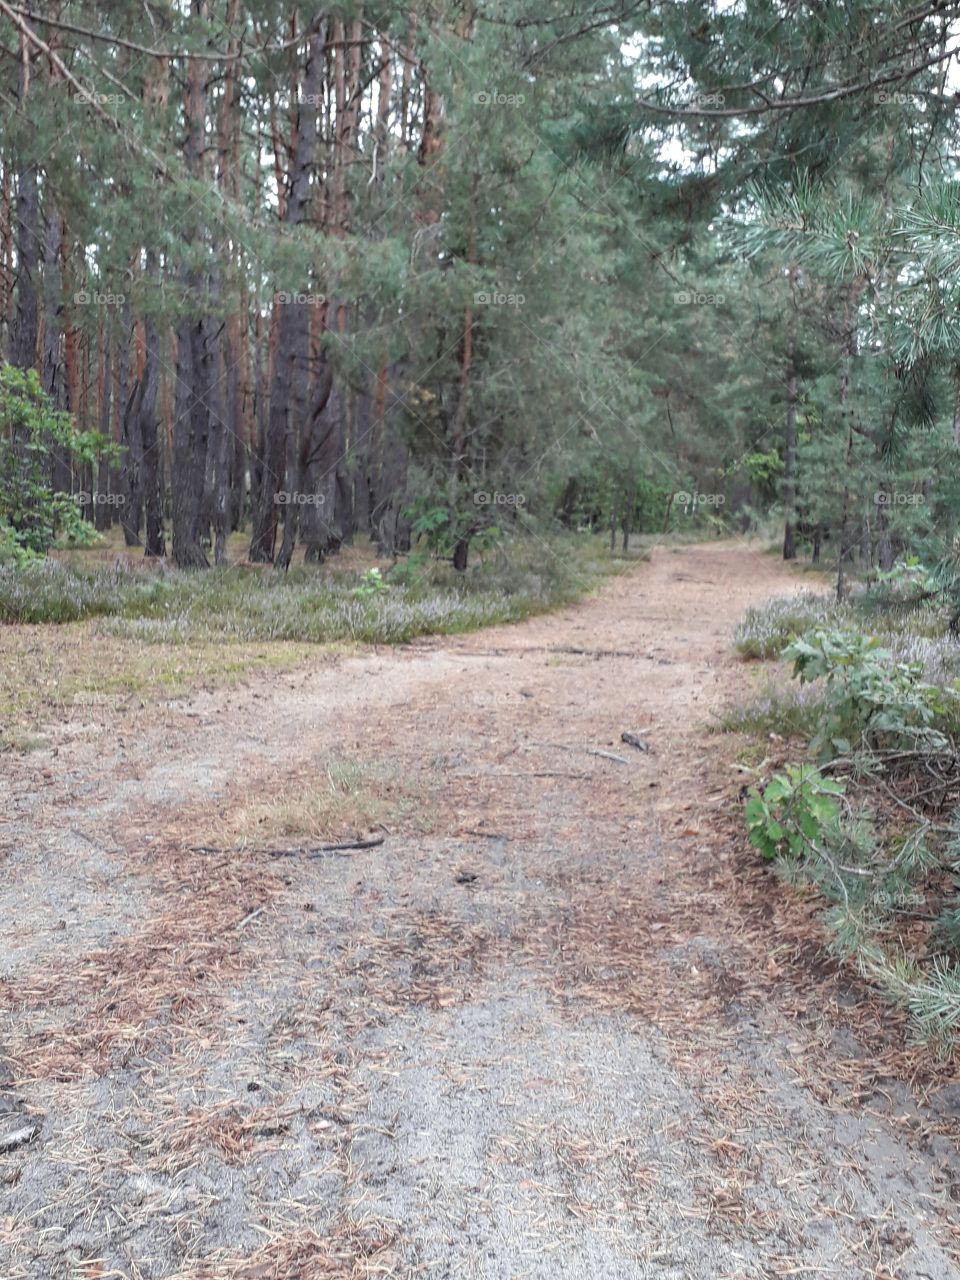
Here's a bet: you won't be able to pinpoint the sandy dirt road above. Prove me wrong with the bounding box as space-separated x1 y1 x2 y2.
2 542 959 1279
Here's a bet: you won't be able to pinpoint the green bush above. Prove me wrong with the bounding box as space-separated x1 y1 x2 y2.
0 363 114 558
745 764 845 862
736 597 960 1049
785 628 952 761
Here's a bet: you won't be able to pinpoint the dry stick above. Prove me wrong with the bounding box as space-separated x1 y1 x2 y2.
0 1124 38 1154
533 740 630 766
306 836 386 858
189 835 387 859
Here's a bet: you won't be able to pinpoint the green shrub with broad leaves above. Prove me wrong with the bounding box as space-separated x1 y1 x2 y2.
0 363 114 561
735 598 960 1051
744 764 845 862
784 628 952 761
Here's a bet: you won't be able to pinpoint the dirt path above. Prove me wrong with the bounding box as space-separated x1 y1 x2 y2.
2 543 959 1280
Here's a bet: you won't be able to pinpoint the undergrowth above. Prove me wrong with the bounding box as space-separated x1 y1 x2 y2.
729 575 960 1053
0 533 626 640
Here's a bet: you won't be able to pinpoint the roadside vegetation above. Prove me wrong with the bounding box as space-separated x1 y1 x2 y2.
727 565 960 1050
1 529 629 637
0 528 635 748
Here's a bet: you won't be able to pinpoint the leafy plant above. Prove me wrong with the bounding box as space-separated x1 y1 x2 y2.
351 567 390 599
406 494 502 565
744 763 845 862
784 627 951 760
0 363 115 558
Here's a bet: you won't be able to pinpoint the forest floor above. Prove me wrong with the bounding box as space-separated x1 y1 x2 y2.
2 541 960 1280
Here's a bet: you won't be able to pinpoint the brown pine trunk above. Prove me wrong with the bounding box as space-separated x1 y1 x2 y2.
263 19 328 569
835 278 866 602
782 369 798 560
171 0 212 568
94 326 112 529
12 36 39 372
0 164 12 353
138 274 165 558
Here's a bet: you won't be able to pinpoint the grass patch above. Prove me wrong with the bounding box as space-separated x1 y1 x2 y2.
733 591 848 659
0 625 323 735
229 757 431 845
0 533 630 735
1 533 627 640
0 726 49 752
715 679 826 740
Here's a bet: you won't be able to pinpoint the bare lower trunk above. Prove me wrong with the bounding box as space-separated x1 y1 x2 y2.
172 315 214 567
94 331 112 530
875 485 893 572
251 20 327 565
171 1 211 568
782 370 797 560
138 304 165 557
12 165 38 371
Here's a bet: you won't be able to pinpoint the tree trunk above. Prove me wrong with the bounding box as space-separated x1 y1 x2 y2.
171 0 212 568
12 82 39 370
94 329 112 530
836 420 853 603
875 484 893 572
782 369 798 560
137 299 165 557
252 19 327 566
835 278 865 602
40 205 62 402
0 164 12 354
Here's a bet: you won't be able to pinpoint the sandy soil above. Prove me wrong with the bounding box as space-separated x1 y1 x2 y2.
2 542 959 1280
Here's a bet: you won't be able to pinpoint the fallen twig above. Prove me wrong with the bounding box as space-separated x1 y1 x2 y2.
0 1124 39 1154
586 748 630 765
190 835 387 860
306 835 386 858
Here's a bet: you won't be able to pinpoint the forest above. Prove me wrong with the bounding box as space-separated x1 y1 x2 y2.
4 3 960 1279
2 0 957 578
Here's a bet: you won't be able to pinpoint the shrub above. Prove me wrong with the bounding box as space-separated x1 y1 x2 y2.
0 363 114 557
736 596 960 1049
745 764 845 862
785 628 952 761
